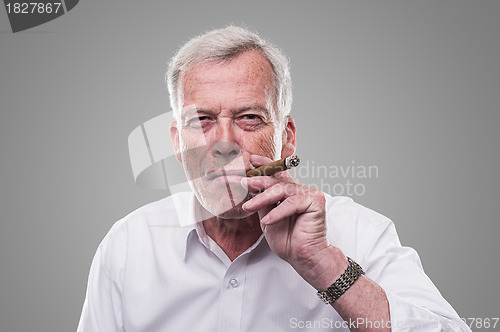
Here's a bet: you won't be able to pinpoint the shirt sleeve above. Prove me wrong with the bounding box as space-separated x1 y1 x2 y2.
361 221 471 332
77 221 127 332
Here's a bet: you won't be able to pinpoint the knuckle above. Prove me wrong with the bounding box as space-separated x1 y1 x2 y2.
285 195 300 206
316 192 326 205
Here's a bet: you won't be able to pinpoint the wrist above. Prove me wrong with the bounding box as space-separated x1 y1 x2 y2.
298 245 349 291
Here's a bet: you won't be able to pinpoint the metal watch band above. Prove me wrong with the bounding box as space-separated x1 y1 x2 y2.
317 257 365 304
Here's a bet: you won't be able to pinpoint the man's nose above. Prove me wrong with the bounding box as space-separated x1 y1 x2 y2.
210 142 241 167
210 119 241 168
215 119 237 143
209 120 241 167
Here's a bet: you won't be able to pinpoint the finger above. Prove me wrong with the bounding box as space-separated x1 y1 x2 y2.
241 166 297 191
260 195 315 225
242 182 303 212
257 205 274 232
249 154 273 168
241 175 282 192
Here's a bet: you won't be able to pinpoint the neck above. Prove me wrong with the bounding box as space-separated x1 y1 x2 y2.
202 213 263 261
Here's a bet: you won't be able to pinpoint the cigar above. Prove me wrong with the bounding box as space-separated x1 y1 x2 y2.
246 155 300 177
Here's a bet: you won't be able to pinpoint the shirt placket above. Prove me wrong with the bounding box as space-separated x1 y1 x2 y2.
216 254 249 332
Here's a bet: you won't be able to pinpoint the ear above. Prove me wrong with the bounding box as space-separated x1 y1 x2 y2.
280 116 297 158
169 121 183 163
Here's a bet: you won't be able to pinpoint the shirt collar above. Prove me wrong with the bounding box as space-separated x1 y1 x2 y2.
184 223 268 264
176 192 219 260
179 193 268 262
169 192 198 260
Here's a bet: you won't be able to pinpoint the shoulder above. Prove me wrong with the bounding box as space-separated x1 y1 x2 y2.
325 194 392 228
99 192 193 248
323 193 394 257
92 193 194 275
113 192 192 227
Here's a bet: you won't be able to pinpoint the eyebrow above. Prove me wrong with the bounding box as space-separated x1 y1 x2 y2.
181 104 270 120
233 104 270 116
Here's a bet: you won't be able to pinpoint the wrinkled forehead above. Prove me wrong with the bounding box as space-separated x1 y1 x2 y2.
180 50 277 115
184 51 273 87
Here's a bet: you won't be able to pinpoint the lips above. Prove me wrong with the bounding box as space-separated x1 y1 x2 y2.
206 168 247 180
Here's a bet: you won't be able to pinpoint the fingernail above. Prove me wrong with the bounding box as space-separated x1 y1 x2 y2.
242 200 251 211
241 177 248 188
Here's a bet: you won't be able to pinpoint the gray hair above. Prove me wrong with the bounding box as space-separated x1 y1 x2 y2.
166 26 292 122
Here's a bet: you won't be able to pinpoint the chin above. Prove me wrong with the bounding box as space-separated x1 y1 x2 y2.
195 189 254 220
190 178 253 218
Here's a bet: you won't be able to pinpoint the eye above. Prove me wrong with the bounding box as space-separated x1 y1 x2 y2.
236 114 264 130
239 114 263 123
242 114 260 120
187 116 212 128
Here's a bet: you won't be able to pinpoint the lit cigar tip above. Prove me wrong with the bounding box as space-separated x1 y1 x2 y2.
285 155 300 169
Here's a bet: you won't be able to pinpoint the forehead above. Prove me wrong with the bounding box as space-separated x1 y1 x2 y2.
181 50 274 108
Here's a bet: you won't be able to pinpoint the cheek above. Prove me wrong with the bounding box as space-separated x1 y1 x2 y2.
179 126 211 149
179 132 210 163
244 129 277 158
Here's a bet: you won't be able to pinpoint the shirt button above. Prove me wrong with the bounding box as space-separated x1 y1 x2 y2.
229 278 239 288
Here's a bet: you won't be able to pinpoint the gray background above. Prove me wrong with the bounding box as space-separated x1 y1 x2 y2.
1 1 499 331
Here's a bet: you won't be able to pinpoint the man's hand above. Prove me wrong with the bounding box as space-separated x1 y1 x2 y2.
241 155 348 290
241 155 391 332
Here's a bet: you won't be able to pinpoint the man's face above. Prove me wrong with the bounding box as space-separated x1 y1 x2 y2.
170 50 290 219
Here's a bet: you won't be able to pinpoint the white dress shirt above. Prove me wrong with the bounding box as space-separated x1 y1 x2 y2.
77 192 471 331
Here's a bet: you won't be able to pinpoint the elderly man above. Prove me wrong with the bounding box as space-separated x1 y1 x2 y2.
78 26 470 331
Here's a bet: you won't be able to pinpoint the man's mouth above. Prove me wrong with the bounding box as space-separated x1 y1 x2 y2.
206 168 247 181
